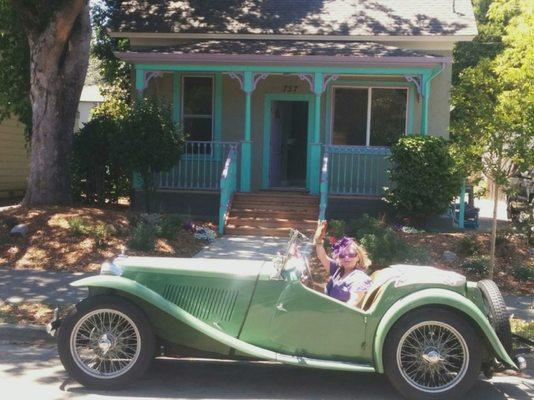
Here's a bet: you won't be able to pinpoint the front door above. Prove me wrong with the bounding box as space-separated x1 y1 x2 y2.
269 101 308 188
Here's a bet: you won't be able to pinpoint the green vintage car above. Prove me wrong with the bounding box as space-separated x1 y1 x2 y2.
51 231 522 400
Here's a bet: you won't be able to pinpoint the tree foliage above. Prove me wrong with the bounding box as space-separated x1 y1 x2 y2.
0 0 31 136
451 0 534 277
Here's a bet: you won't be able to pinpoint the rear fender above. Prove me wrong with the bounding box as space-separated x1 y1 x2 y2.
373 288 517 373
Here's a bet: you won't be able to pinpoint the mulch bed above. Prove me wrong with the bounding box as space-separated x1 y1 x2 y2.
0 205 208 272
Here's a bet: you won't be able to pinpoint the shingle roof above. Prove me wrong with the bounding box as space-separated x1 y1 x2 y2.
111 0 477 37
126 40 440 57
115 40 449 66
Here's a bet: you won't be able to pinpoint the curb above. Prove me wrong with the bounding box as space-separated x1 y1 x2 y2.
0 323 55 344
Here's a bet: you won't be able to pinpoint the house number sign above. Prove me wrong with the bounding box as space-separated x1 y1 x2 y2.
283 85 299 93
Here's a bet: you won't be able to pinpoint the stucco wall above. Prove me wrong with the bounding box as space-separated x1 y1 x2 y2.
0 116 29 198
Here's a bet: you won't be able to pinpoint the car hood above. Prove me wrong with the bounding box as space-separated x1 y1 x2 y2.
114 256 268 281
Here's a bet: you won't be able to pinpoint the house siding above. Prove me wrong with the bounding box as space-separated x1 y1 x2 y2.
0 116 29 198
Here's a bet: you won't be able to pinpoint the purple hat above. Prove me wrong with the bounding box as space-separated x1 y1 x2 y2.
331 236 357 259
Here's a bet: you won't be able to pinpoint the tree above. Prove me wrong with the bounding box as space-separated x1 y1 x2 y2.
10 0 91 205
0 1 31 138
451 0 534 278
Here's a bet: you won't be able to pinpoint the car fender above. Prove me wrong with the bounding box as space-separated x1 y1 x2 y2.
71 275 376 372
373 288 517 373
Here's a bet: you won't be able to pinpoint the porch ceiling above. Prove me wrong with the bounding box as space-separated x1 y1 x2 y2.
115 40 450 67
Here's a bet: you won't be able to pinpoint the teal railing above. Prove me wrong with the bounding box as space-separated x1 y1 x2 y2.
218 146 238 235
325 145 391 196
319 150 329 220
156 141 239 190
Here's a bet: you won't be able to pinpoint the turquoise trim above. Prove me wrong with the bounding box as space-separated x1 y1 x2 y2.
241 72 253 192
214 73 222 142
172 72 181 124
136 63 434 76
458 181 466 229
408 86 415 134
262 93 315 190
421 77 430 135
135 67 144 93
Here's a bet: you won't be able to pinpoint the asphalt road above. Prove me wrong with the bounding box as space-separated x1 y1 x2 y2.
1 343 533 400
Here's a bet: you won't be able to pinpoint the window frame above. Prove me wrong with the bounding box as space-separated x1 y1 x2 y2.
181 74 215 143
330 85 409 147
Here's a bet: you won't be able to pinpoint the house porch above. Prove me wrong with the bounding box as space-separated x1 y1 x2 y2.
119 40 450 233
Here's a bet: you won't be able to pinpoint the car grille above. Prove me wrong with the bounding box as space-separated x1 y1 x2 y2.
162 284 238 322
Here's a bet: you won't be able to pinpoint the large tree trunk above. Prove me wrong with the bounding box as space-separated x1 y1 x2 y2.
16 1 90 205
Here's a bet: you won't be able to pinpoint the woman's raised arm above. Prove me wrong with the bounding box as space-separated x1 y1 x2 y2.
313 220 333 272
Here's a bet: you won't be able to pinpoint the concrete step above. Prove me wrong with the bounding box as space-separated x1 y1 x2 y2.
225 225 315 237
227 217 317 230
230 208 319 219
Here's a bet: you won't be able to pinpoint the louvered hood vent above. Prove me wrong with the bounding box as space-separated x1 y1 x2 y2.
163 284 239 322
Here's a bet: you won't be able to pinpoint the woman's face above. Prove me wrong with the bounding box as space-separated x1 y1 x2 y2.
336 244 361 270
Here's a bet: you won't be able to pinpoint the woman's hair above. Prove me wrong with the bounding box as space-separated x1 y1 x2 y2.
332 236 372 270
349 241 372 270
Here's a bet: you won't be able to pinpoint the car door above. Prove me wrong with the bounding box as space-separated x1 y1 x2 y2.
267 281 369 361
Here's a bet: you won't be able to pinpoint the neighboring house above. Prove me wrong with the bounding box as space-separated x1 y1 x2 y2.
0 86 103 200
110 0 477 234
0 116 29 199
76 85 105 130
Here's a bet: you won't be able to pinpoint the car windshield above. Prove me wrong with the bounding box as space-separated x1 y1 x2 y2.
273 229 313 277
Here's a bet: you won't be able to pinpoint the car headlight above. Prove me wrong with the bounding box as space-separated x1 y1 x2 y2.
100 261 123 276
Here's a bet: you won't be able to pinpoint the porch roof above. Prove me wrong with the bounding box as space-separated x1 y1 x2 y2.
116 40 450 67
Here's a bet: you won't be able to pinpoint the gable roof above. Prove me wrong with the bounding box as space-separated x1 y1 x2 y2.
116 40 449 67
110 0 477 38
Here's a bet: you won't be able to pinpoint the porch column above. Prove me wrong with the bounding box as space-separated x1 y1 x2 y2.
135 67 144 95
172 72 181 124
458 180 466 229
241 71 253 192
421 74 430 135
310 72 324 194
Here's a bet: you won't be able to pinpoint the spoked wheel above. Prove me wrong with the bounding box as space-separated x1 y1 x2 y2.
384 308 481 400
58 295 155 390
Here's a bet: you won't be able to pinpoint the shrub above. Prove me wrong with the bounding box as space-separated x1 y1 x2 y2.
328 219 346 238
128 222 156 252
67 217 114 247
461 256 490 276
385 135 462 224
455 236 481 257
122 98 186 212
348 214 387 238
67 217 92 236
513 265 534 281
90 223 113 248
359 229 413 268
156 214 182 240
71 114 129 205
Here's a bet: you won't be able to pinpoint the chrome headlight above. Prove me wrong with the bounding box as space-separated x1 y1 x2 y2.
100 261 123 276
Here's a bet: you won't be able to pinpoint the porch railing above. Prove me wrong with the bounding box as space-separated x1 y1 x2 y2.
325 145 391 196
218 147 238 234
156 141 239 190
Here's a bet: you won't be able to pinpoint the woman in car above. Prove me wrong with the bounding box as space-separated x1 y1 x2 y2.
313 220 372 307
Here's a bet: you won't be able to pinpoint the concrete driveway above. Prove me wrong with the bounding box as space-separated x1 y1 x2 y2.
0 343 533 400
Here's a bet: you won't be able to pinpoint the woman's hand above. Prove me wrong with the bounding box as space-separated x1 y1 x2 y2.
313 220 328 245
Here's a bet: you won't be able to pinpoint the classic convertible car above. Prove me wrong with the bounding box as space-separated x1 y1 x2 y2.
50 231 523 400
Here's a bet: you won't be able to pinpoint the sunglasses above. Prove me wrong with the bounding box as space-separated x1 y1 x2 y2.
338 252 358 260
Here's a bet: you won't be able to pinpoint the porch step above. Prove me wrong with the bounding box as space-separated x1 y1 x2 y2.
225 191 319 237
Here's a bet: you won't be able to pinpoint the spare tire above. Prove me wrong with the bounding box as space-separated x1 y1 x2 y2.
477 279 514 357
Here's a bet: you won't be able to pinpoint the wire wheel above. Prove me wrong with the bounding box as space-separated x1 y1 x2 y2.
396 320 469 393
69 309 141 379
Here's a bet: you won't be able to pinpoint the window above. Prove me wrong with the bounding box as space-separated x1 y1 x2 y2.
332 87 407 146
182 76 213 142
